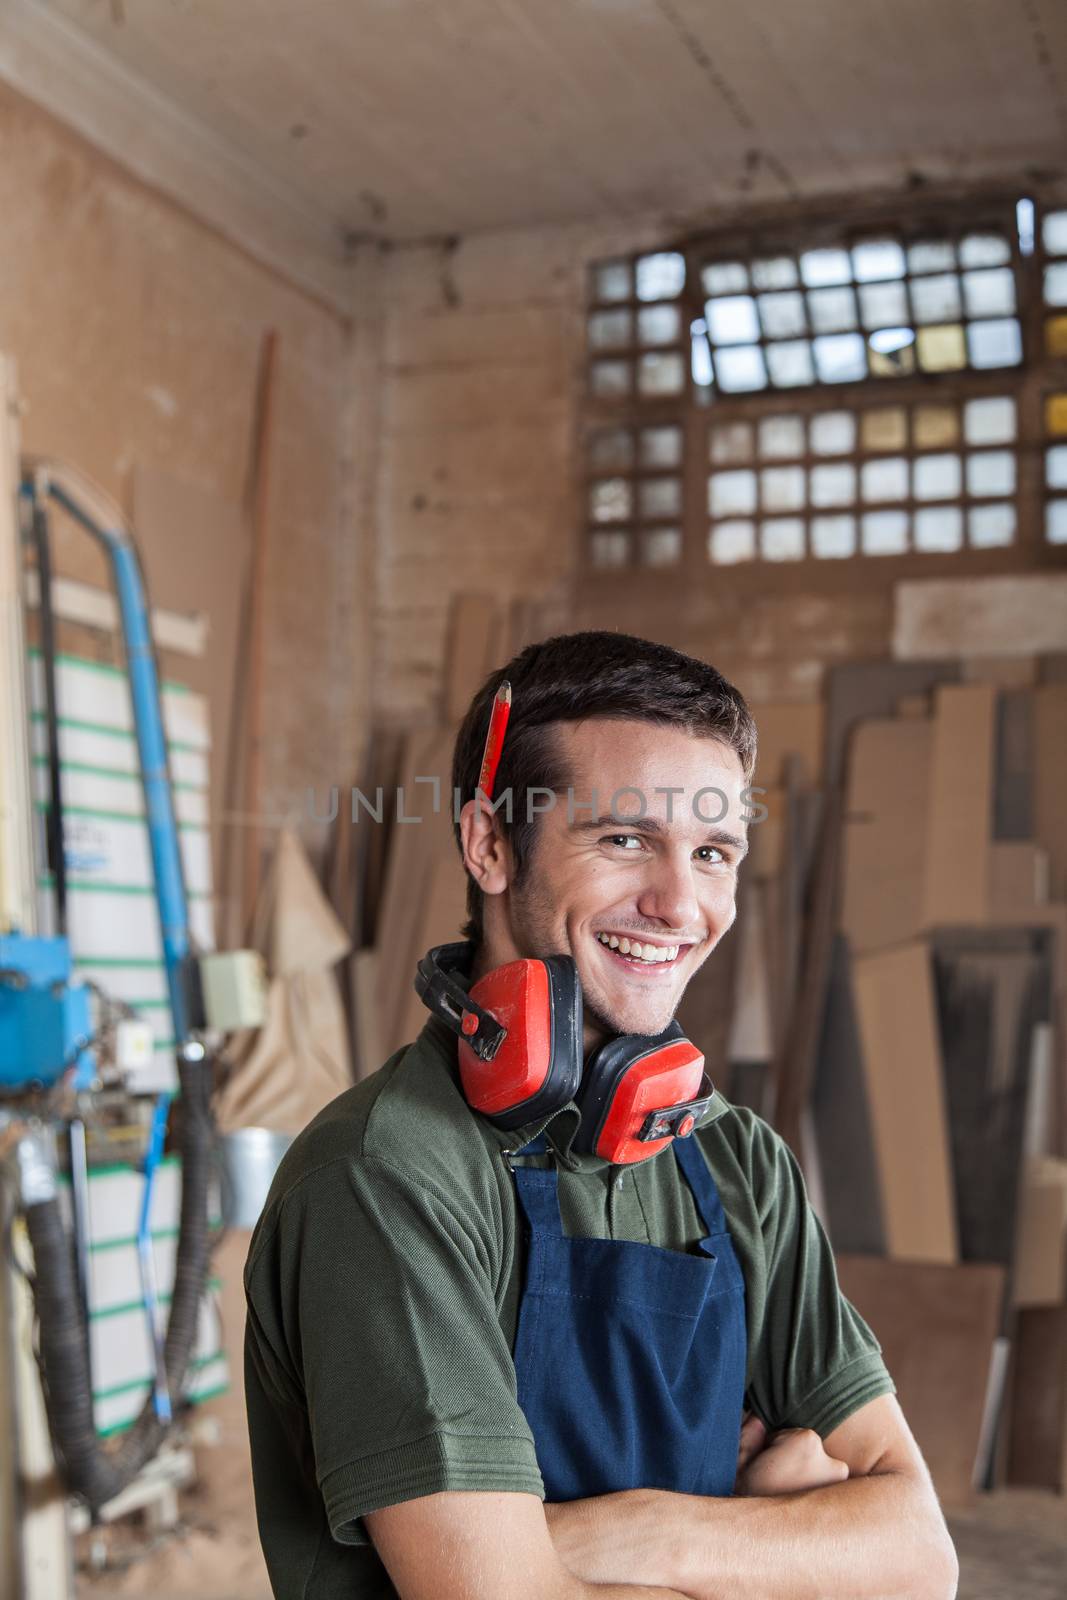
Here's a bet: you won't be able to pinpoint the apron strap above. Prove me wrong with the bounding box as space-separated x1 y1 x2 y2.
672 1133 729 1236
508 1134 565 1239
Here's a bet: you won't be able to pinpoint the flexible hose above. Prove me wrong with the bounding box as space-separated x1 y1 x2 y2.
21 1055 215 1513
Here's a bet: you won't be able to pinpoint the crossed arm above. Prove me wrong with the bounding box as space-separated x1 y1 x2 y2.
366 1395 959 1600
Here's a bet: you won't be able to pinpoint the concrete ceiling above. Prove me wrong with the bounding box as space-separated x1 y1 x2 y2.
28 0 1067 238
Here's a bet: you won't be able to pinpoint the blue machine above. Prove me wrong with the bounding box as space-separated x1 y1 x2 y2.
0 932 94 1089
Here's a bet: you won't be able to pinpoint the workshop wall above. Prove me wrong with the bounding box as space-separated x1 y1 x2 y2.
0 81 368 839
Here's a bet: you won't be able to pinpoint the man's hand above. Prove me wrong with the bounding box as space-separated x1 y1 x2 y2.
734 1412 850 1496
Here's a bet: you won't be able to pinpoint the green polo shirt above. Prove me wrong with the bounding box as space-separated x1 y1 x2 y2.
244 1009 895 1599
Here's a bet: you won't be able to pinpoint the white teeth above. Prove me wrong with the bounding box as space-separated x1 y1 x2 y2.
595 932 682 965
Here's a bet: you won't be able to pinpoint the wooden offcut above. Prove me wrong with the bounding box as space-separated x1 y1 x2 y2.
852 941 958 1264
921 682 996 927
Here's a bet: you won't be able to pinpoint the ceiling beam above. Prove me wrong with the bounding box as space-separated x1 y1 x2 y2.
0 0 354 317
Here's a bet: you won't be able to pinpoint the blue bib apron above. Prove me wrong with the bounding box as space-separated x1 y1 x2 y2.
509 1133 747 1502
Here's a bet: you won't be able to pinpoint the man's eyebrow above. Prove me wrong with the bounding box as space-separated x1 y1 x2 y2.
570 815 750 857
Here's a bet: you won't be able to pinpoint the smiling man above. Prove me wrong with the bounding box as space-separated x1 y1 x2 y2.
243 630 958 1600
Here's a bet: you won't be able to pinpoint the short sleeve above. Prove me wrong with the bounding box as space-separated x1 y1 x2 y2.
245 1154 544 1546
745 1123 896 1438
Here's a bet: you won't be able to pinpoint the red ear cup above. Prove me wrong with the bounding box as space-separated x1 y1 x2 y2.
458 956 583 1128
574 1027 706 1165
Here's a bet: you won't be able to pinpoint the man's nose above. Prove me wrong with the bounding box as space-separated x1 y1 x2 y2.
636 853 701 932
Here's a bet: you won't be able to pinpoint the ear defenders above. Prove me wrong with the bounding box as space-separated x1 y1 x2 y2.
414 941 715 1165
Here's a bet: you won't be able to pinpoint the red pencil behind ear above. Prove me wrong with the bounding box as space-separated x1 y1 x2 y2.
477 681 512 802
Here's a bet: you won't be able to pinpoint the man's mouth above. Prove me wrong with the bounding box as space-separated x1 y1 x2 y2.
594 930 691 972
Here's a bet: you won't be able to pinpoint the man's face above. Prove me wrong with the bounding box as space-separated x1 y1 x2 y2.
476 718 749 1050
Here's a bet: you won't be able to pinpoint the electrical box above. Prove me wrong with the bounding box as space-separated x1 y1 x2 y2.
0 933 94 1089
197 949 267 1033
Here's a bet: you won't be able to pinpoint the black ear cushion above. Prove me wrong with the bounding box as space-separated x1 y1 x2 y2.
572 1019 686 1155
473 952 586 1131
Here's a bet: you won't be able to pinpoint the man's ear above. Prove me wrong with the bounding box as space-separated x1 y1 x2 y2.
459 797 510 898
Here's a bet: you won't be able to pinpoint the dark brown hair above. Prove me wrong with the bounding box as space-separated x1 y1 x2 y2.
451 630 757 949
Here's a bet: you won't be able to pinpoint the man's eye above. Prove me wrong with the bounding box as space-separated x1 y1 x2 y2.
696 846 727 864
604 834 643 849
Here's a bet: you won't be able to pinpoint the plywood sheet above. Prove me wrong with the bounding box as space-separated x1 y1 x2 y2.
444 592 505 724
750 700 824 788
990 843 1048 915
894 575 1067 659
1006 1306 1067 1492
921 683 995 928
1012 1157 1067 1307
825 657 959 788
837 1255 1005 1507
853 941 958 1264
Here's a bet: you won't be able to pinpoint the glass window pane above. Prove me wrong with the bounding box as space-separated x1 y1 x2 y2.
640 426 682 468
862 457 909 502
964 396 1016 446
702 261 749 295
766 340 815 388
590 359 631 396
966 451 1016 498
637 305 680 345
590 478 632 522
867 333 917 378
589 429 634 471
709 469 758 516
968 504 1015 548
911 274 961 324
691 326 714 388
1047 394 1067 436
588 309 633 348
707 295 761 345
593 260 632 301
811 410 857 454
638 352 686 394
710 423 754 464
639 478 682 518
916 324 967 372
1044 211 1067 255
1047 445 1067 490
800 248 852 287
1044 263 1067 307
967 318 1022 368
760 518 805 560
914 453 962 500
862 406 908 452
590 530 631 567
715 345 768 392
914 404 959 448
641 528 682 567
758 414 805 458
1047 500 1067 544
811 463 856 506
808 286 858 332
915 506 964 550
761 466 806 511
852 239 906 281
811 514 856 558
758 292 807 339
859 280 909 329
709 520 756 564
751 257 798 290
959 233 1011 268
636 252 685 301
963 267 1016 317
813 333 867 383
908 241 956 274
862 510 909 554
1048 316 1067 358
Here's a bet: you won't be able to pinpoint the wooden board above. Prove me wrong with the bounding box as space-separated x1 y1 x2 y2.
824 657 959 787
444 592 505 724
852 941 958 1264
990 842 1048 915
1012 1157 1067 1306
836 1255 1005 1507
993 687 1034 841
841 718 931 955
1006 1307 1067 1492
921 683 996 928
929 929 1052 1265
750 700 824 788
810 933 886 1256
1033 685 1067 903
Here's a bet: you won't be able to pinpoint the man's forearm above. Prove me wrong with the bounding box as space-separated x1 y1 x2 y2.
548 1472 957 1600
